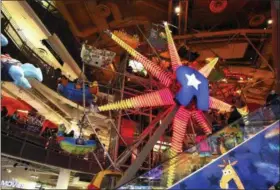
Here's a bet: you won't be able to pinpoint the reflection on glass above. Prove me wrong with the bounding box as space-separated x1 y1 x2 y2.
119 102 280 189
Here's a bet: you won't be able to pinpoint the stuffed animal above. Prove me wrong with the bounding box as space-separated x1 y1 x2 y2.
1 55 43 88
1 33 8 47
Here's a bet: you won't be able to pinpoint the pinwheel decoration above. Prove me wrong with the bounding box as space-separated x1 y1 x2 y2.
98 22 231 155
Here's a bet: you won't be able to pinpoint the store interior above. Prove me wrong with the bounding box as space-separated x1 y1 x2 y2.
1 0 280 189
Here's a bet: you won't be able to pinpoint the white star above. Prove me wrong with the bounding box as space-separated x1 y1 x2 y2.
185 73 201 90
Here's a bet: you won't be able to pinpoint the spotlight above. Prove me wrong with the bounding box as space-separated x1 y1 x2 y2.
6 169 12 173
175 6 181 15
267 19 273 24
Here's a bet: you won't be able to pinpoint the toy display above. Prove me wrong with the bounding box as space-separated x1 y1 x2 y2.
57 78 99 107
1 54 43 88
56 124 96 155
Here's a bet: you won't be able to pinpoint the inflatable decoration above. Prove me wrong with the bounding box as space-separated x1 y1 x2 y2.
1 33 8 47
57 78 99 107
1 55 43 88
57 124 96 155
81 43 116 68
1 95 34 115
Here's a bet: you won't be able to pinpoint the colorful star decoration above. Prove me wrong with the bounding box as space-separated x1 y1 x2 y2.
99 22 231 154
185 73 201 90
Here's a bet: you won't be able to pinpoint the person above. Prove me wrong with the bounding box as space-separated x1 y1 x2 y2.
212 120 222 133
266 90 279 105
89 133 97 141
266 90 280 119
227 106 242 125
195 132 212 167
66 130 74 138
1 106 8 118
10 111 19 124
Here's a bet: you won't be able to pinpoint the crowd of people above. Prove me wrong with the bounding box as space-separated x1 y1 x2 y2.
1 107 57 138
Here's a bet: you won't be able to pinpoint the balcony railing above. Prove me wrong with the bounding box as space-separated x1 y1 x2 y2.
1 119 108 174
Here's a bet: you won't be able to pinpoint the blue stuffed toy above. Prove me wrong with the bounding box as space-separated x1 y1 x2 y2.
1 55 43 88
1 33 9 47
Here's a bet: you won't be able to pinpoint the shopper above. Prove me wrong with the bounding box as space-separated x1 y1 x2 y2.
1 106 8 118
266 90 280 118
227 106 242 125
66 130 75 138
10 111 19 124
266 90 279 105
195 132 212 167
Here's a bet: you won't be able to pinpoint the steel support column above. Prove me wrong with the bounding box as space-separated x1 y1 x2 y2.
114 55 128 162
115 106 174 168
243 34 275 73
271 0 280 92
116 105 179 188
183 0 189 35
168 0 173 23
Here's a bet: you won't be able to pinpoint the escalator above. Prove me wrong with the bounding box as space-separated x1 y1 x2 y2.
118 102 280 189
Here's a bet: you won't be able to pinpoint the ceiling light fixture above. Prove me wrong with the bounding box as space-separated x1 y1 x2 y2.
6 169 12 173
175 6 181 15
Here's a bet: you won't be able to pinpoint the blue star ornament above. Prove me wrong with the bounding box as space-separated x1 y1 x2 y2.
175 66 209 111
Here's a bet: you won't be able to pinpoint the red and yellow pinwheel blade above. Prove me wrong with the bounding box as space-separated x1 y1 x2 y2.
163 22 182 72
209 96 232 112
98 88 175 112
199 57 219 78
191 110 212 135
105 30 172 87
171 107 191 153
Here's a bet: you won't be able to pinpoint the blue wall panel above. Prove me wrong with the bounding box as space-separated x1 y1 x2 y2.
171 121 280 190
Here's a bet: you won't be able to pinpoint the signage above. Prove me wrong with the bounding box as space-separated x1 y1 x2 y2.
1 178 24 189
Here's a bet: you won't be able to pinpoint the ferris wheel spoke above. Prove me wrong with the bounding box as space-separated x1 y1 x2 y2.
209 96 232 112
98 88 175 112
199 57 219 77
104 30 173 87
171 107 191 153
163 21 182 72
191 110 212 135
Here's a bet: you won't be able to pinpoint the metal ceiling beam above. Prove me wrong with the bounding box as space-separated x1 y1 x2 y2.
243 34 275 74
183 0 189 35
174 29 273 40
115 106 173 168
135 1 167 13
168 0 173 23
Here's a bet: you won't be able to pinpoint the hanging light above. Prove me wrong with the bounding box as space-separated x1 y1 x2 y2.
267 19 273 24
6 169 12 173
174 6 181 15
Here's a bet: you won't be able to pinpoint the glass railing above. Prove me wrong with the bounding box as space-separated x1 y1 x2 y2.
118 100 280 189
